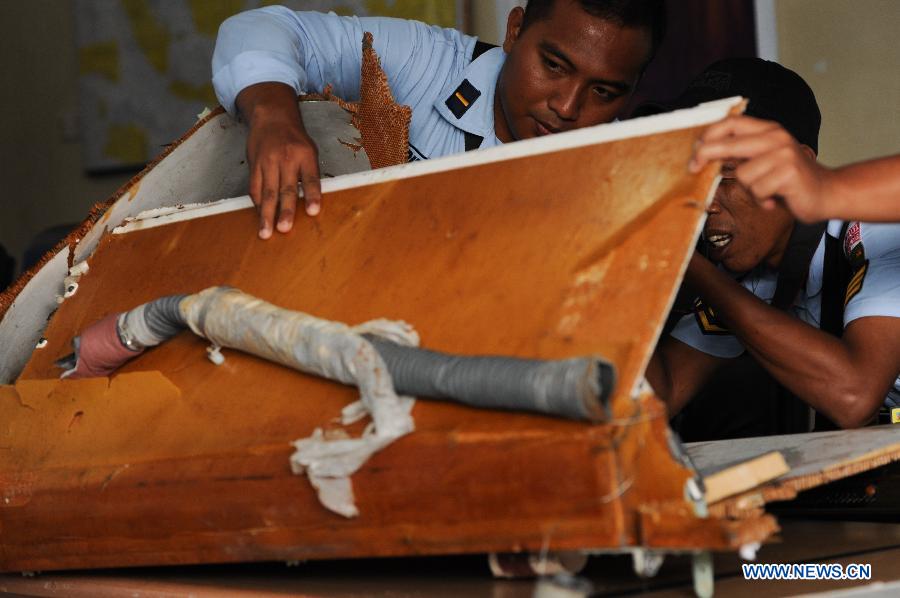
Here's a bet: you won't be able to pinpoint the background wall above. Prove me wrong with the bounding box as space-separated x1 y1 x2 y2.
774 0 900 166
470 0 525 45
0 1 134 279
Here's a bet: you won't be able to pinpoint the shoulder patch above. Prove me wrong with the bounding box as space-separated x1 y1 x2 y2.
692 297 730 335
444 79 481 119
844 260 869 306
844 221 865 267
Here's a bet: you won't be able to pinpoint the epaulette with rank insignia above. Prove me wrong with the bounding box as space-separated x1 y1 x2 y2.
445 79 481 119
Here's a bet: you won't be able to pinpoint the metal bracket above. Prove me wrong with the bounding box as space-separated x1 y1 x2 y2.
632 548 665 578
692 551 714 598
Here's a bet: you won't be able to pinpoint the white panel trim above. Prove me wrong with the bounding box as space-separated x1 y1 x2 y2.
0 248 69 383
114 97 744 232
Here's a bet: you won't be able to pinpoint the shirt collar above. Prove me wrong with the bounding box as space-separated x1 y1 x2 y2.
434 47 505 140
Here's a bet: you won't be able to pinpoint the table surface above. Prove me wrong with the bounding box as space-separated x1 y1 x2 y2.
2 518 900 597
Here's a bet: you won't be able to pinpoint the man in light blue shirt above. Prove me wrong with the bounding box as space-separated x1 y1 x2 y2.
645 59 900 430
212 0 665 238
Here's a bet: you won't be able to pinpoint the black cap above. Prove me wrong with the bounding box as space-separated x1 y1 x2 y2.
635 58 821 153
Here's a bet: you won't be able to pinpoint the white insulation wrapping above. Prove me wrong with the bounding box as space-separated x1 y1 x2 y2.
179 287 419 517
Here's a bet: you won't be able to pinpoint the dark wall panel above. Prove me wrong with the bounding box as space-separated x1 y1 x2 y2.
627 0 758 115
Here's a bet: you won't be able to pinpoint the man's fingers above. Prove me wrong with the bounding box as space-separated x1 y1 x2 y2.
258 165 279 239
693 128 793 172
249 164 263 208
734 150 784 190
276 170 299 233
700 115 779 143
690 116 784 172
246 114 322 237
747 163 797 204
697 130 788 162
300 156 322 216
760 197 778 211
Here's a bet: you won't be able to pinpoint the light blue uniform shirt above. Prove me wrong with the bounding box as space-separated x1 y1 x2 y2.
212 7 504 160
672 220 900 407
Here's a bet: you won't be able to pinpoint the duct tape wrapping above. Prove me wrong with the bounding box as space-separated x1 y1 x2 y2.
178 286 418 517
364 336 614 422
121 294 188 348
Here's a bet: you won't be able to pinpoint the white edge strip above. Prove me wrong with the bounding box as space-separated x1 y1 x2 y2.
633 173 721 399
115 97 744 235
114 198 254 234
0 248 70 384
754 0 779 62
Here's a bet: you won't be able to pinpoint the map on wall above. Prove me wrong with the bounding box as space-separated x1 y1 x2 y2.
74 0 464 172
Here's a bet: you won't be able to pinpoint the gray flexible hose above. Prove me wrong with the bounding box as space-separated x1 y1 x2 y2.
62 292 616 422
115 294 188 350
146 292 617 420
141 294 188 340
365 335 614 422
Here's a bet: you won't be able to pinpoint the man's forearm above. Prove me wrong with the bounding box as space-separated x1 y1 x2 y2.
645 351 698 414
685 255 876 426
644 354 672 407
825 156 900 222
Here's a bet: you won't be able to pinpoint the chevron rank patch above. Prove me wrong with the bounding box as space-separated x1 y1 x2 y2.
842 222 868 306
693 297 730 335
844 260 869 306
444 79 481 119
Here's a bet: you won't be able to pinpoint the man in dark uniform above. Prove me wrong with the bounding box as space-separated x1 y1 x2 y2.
642 59 900 433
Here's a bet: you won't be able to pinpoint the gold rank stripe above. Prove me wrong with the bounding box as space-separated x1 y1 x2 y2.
848 265 866 287
454 91 470 107
845 281 863 305
846 276 863 296
698 309 728 333
844 262 868 306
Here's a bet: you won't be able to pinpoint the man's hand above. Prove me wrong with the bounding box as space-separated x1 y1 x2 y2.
690 115 831 223
237 82 323 239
